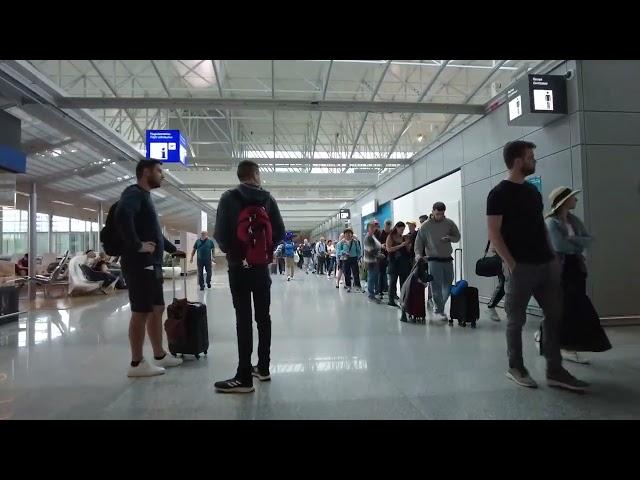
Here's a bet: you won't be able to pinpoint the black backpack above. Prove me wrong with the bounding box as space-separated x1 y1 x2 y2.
100 202 125 256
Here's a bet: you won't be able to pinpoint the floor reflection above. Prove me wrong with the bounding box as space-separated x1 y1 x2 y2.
271 356 368 374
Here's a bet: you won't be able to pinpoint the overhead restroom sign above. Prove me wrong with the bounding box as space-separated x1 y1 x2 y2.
507 74 567 127
146 130 188 165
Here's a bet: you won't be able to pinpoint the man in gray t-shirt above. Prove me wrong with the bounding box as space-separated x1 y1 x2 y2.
414 202 461 319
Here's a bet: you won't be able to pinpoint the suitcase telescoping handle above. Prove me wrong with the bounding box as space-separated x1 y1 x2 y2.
454 248 463 283
171 252 188 299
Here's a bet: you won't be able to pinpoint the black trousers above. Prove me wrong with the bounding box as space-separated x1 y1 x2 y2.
378 261 388 293
85 269 117 288
388 259 410 301
317 255 326 274
277 257 285 274
488 271 505 307
228 266 272 382
197 259 212 288
343 257 361 288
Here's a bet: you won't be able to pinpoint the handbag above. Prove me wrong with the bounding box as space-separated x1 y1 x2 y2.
294 252 300 263
475 241 502 277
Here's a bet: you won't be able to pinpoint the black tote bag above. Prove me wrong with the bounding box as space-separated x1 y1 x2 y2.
475 241 502 277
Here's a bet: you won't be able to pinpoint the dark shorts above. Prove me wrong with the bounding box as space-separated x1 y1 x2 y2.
122 266 165 313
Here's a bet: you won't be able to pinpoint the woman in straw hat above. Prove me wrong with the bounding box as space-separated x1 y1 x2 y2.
536 186 611 363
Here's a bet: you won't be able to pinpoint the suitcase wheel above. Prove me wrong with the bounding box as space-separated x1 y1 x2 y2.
195 354 200 360
448 319 453 325
471 321 477 329
203 350 208 356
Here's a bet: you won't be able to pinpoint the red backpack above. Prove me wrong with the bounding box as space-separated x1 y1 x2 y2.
236 202 273 266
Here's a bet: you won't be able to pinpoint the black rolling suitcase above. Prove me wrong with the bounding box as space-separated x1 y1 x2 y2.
165 256 209 359
449 248 480 328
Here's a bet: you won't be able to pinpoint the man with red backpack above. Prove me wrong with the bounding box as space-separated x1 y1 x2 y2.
213 160 285 393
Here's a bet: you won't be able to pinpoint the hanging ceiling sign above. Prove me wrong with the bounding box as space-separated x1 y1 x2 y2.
146 130 188 165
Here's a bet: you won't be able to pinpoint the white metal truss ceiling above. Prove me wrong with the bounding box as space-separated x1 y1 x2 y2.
5 60 545 232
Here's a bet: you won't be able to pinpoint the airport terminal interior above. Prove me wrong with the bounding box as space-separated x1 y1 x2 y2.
0 59 639 420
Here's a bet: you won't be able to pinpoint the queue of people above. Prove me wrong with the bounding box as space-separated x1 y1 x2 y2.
107 142 607 398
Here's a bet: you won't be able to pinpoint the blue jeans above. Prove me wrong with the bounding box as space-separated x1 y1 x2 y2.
428 260 454 313
197 258 212 288
367 263 380 298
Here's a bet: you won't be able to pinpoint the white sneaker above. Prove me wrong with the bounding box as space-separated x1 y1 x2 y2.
346 287 351 293
127 358 166 378
153 354 184 368
287 276 291 281
561 350 590 364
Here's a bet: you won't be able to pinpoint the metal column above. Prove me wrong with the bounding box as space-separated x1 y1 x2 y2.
28 182 37 301
98 203 104 229
48 214 53 253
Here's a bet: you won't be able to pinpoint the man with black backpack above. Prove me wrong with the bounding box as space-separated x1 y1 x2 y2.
213 160 285 393
109 159 186 378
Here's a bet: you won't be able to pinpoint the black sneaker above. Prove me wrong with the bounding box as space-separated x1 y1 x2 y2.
387 301 398 307
207 283 211 289
251 366 271 382
214 377 254 393
200 286 205 291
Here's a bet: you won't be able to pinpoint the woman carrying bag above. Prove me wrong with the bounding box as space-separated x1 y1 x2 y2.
386 221 411 307
537 186 611 364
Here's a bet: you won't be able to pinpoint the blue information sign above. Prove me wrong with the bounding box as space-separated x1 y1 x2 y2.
145 130 188 165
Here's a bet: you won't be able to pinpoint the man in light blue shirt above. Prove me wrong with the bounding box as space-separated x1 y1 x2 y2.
336 228 362 293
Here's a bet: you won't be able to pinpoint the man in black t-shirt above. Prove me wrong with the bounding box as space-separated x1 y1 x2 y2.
487 140 588 392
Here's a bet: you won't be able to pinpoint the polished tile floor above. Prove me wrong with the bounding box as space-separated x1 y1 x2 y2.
1 267 639 420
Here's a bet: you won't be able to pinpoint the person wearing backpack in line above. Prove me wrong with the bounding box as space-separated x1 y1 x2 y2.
283 236 296 281
274 241 286 275
111 159 186 378
213 160 285 393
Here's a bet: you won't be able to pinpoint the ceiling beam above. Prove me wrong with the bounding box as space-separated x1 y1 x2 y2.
184 184 373 190
350 60 392 159
56 97 486 115
211 60 235 157
149 60 196 158
87 60 145 141
312 60 333 159
385 60 451 159
438 60 508 134
185 156 410 166
207 197 354 202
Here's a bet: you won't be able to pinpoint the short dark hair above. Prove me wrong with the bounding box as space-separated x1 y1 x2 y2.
394 221 406 230
419 215 429 223
237 160 260 181
136 159 162 180
343 228 353 235
433 202 446 212
503 140 536 170
85 249 95 255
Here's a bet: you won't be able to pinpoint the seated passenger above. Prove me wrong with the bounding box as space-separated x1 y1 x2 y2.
80 250 118 290
15 253 29 276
